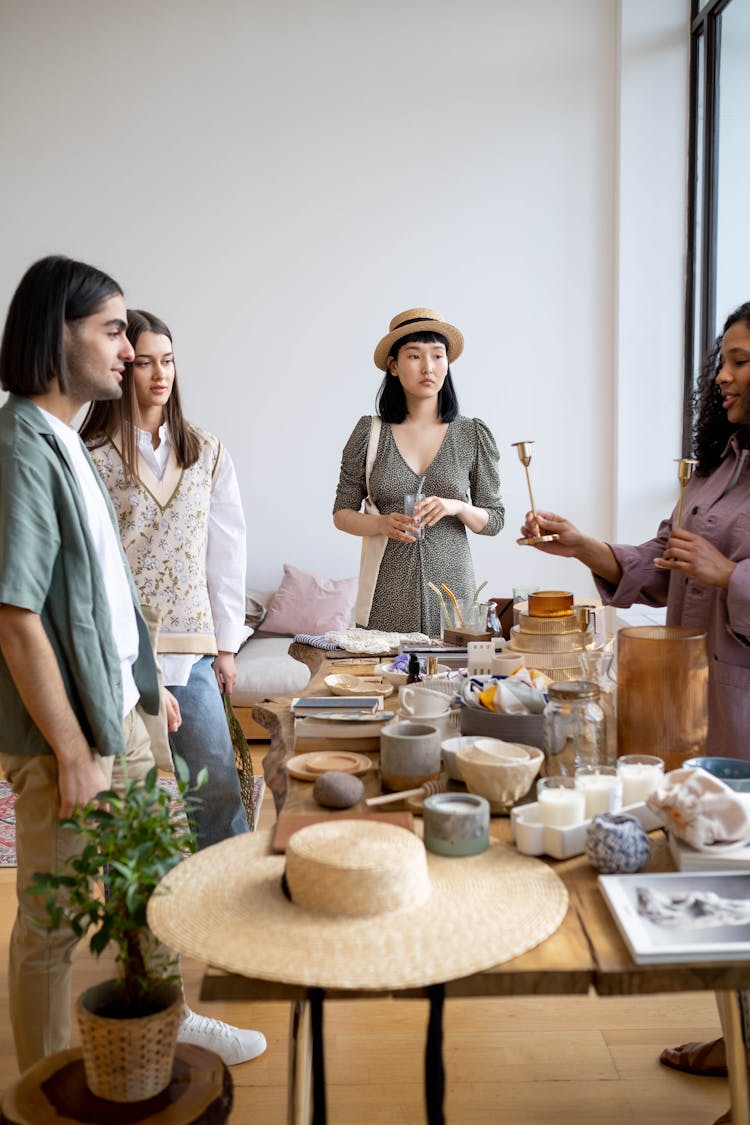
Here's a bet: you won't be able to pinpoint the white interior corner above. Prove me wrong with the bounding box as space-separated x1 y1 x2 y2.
0 0 690 598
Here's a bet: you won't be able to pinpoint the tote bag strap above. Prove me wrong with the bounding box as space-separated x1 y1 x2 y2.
365 415 382 500
354 416 387 628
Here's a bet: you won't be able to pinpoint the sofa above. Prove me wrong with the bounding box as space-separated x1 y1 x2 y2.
232 565 358 738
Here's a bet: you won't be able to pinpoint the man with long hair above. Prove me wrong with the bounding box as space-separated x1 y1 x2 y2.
0 256 265 1072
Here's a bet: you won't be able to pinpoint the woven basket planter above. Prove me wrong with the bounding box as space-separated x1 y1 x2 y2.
76 979 182 1102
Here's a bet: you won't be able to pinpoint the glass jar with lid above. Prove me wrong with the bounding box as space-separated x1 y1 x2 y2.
543 680 605 777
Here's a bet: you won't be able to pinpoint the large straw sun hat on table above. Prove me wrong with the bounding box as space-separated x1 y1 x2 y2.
148 819 567 990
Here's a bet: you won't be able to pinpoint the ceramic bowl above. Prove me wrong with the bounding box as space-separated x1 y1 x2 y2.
374 662 408 687
683 757 750 792
456 740 544 811
440 736 479 782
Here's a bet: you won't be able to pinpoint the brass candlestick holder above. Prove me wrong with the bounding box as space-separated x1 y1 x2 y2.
513 440 560 545
674 458 697 528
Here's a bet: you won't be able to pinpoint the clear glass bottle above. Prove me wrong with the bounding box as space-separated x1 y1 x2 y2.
543 680 605 777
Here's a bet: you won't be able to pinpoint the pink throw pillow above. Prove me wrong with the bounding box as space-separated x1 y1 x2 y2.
258 564 358 635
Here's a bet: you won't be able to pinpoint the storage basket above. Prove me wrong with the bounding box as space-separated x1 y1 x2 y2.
459 707 545 750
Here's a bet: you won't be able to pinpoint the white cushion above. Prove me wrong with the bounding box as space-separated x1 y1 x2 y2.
233 634 310 706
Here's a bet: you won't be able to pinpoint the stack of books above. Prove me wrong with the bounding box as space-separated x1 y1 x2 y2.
291 696 394 752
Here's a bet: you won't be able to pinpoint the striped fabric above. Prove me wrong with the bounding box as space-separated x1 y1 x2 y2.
294 633 342 651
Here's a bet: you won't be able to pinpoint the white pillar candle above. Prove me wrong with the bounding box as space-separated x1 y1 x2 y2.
576 774 622 819
617 759 664 805
537 786 586 827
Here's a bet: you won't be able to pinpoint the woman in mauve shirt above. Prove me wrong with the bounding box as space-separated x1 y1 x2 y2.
523 303 750 1095
521 300 750 761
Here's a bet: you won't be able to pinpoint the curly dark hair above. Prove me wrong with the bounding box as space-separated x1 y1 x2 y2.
692 302 750 475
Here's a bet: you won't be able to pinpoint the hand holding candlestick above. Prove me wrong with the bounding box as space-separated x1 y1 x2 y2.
512 440 560 545
674 458 697 528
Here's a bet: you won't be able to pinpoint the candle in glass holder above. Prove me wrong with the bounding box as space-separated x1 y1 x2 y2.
617 755 665 805
537 777 585 826
575 766 622 819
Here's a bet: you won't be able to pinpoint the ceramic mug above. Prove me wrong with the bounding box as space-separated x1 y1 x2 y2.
400 686 451 718
379 720 442 791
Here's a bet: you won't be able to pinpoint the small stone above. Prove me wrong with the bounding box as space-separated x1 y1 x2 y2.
313 771 365 809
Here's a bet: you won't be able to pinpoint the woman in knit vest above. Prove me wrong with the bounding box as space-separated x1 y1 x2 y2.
80 309 249 849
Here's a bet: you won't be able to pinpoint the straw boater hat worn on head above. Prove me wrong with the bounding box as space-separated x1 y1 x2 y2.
373 308 464 371
149 819 567 991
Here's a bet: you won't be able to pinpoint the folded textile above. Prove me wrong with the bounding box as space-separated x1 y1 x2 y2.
294 633 342 651
646 767 750 851
463 671 548 715
325 628 431 655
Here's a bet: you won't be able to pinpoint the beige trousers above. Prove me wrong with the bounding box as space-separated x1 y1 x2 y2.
0 706 155 1072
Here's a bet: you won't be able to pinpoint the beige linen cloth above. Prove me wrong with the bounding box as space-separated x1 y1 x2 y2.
647 767 750 851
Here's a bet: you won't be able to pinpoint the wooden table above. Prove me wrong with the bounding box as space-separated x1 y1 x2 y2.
231 647 750 1123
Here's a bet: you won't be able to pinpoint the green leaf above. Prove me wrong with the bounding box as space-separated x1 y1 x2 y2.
32 763 200 1005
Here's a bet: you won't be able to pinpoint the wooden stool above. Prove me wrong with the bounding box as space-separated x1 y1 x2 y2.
0 1043 232 1124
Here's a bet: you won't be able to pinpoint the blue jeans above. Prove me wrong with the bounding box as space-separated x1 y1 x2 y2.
167 656 249 849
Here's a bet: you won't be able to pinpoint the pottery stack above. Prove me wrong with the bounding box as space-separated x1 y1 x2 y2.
507 590 594 682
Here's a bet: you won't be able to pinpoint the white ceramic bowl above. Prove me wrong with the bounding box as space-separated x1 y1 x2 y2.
456 740 544 811
440 736 479 782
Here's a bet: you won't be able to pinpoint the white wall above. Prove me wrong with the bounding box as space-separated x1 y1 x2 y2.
716 0 750 330
0 0 688 600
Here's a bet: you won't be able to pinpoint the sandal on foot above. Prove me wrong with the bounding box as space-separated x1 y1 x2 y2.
659 1037 727 1077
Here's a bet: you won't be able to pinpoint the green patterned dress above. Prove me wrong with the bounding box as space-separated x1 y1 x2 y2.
334 415 504 635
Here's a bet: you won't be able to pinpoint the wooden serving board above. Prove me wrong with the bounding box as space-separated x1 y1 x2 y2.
271 811 414 853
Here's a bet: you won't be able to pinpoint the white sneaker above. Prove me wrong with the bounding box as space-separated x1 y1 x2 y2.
178 1009 267 1065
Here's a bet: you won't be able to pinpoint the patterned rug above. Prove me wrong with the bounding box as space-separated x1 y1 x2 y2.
0 775 265 867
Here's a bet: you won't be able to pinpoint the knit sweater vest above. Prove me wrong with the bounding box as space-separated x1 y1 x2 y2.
89 429 221 654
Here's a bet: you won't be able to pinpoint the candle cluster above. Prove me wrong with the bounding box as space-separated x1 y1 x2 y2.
535 755 664 827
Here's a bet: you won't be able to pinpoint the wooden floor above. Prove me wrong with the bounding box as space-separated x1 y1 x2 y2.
0 745 732 1124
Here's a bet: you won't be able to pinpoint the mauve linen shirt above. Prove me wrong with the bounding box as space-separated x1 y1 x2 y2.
594 435 750 759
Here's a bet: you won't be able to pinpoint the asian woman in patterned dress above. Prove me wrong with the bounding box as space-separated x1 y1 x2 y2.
333 308 505 635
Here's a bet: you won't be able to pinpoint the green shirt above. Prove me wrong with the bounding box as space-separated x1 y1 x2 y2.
0 395 160 757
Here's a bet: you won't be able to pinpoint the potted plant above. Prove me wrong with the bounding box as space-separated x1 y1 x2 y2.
31 756 205 1103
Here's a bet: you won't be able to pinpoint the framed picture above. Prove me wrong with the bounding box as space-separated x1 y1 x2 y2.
599 871 750 964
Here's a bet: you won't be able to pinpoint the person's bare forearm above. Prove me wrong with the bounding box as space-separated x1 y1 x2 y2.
519 511 623 585
575 537 623 585
333 509 385 537
0 605 106 812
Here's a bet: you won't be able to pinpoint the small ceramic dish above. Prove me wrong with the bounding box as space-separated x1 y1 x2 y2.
457 740 543 812
682 757 750 793
324 673 393 698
